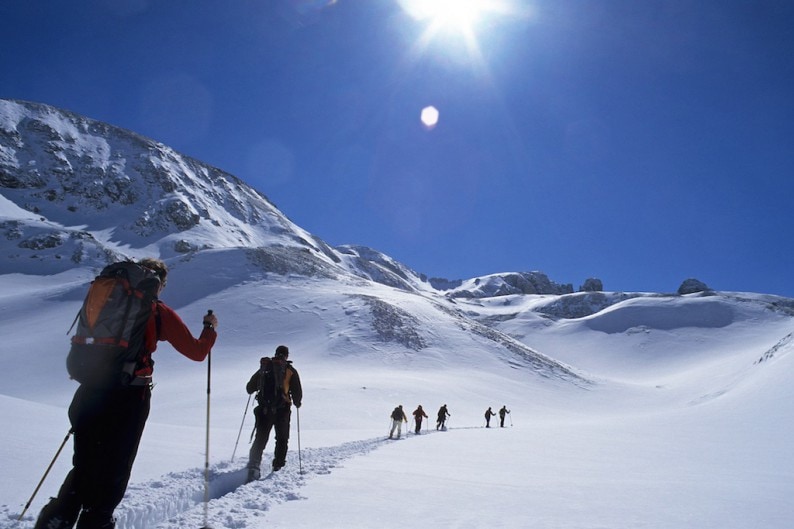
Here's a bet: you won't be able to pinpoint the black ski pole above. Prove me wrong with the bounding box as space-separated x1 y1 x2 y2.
296 406 303 475
18 429 73 522
200 310 212 529
231 394 252 462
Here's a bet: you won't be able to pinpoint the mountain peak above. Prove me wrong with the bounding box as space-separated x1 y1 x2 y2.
0 98 333 273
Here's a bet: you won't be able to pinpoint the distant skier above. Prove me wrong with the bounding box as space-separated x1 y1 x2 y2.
389 405 408 439
436 404 450 430
484 407 496 428
499 405 511 427
412 405 428 434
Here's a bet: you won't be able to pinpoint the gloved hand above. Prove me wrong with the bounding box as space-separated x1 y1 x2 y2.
203 310 218 329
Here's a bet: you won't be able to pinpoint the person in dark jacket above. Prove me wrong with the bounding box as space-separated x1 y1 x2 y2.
246 345 303 482
35 258 217 529
412 405 428 434
499 405 511 427
484 407 496 428
436 404 450 430
388 405 408 439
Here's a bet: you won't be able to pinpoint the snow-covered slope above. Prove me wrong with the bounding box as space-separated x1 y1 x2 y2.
2 266 793 529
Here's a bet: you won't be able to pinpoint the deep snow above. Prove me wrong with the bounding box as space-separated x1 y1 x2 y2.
1 266 793 528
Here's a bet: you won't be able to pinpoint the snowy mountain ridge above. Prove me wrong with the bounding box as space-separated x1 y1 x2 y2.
0 99 343 274
1 98 589 300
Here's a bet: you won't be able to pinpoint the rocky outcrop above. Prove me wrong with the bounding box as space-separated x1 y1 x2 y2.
678 278 711 295
579 278 603 292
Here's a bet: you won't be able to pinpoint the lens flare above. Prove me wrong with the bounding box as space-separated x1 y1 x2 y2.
421 106 440 128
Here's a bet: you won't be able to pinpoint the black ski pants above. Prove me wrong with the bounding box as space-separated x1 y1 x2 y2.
248 404 291 470
36 384 150 529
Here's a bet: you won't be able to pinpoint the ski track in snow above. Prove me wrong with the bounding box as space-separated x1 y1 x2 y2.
6 433 429 529
129 433 418 529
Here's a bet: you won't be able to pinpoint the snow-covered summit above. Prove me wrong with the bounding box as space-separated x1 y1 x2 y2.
0 98 344 274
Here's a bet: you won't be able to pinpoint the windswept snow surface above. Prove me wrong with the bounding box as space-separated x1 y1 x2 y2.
1 269 793 528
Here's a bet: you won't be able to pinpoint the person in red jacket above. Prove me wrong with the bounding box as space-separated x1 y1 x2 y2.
35 258 217 529
412 405 428 434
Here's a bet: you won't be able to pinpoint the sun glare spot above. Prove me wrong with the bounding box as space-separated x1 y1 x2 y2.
421 105 440 129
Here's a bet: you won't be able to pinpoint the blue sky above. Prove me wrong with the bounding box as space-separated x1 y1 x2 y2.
2 0 793 297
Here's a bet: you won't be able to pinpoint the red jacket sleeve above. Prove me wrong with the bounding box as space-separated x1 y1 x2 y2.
155 302 216 361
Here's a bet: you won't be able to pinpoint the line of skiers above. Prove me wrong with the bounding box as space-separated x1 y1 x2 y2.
389 403 510 438
485 405 511 428
389 404 441 438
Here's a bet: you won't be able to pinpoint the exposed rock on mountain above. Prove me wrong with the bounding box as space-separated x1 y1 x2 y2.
678 278 711 295
579 277 603 292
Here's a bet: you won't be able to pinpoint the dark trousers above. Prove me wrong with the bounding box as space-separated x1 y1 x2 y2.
248 405 291 470
35 384 150 529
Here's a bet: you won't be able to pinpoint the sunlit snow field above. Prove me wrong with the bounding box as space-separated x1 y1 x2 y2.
1 265 793 529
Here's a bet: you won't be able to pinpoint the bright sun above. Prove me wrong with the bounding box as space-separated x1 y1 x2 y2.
421 0 485 32
399 0 496 38
398 0 519 63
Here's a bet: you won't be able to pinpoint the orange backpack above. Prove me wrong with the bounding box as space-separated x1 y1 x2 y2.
66 261 160 387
